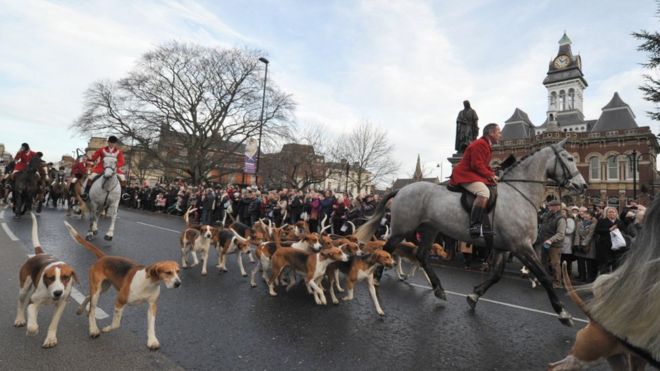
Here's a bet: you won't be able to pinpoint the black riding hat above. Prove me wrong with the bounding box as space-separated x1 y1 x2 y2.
108 136 118 143
21 143 29 150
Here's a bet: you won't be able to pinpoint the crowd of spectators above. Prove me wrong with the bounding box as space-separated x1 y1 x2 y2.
121 181 379 231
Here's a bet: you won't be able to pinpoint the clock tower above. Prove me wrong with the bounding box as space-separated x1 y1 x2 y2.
543 32 588 130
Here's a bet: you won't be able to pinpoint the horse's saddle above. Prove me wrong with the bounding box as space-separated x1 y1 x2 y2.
446 184 498 213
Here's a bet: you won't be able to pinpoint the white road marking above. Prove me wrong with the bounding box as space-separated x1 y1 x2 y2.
407 282 588 324
70 287 109 320
1 223 19 241
136 221 179 234
0 214 109 319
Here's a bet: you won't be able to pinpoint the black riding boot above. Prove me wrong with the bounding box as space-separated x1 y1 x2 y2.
82 182 91 200
468 196 488 238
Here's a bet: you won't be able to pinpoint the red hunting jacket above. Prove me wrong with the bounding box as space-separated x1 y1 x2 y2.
91 146 124 175
14 150 37 172
449 137 495 186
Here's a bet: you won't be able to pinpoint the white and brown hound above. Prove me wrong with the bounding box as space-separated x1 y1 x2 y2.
216 229 251 276
15 213 78 348
327 250 395 316
392 242 448 284
268 245 348 305
180 224 217 276
64 221 180 350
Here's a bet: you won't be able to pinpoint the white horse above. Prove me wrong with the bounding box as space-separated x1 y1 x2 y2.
86 157 120 241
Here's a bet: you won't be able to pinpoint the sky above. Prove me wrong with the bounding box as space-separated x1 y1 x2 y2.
1 0 659 185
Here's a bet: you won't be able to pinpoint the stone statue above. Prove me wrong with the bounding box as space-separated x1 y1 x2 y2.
455 100 479 154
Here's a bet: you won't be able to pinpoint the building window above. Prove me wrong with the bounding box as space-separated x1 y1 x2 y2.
551 92 557 109
626 156 638 180
559 90 566 111
607 156 618 180
589 157 600 180
568 88 575 109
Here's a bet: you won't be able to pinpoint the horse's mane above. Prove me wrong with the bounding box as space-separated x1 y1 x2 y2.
585 196 660 362
500 146 546 177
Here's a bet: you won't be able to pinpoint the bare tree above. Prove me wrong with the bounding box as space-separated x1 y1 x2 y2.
332 121 400 192
73 42 295 185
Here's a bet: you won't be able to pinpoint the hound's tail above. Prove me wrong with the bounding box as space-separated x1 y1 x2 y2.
183 207 197 226
30 212 44 255
561 261 591 319
63 221 105 259
355 189 399 242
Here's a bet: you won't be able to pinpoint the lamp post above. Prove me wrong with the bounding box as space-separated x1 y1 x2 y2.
255 57 269 187
345 162 350 194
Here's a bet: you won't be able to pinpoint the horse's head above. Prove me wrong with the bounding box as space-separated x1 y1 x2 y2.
102 157 117 178
547 139 588 194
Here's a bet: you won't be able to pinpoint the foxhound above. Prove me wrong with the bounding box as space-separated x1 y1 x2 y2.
216 229 251 276
327 250 394 316
64 221 180 350
268 246 348 305
15 213 78 348
180 224 217 276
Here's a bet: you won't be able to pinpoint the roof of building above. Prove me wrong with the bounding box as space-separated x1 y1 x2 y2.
537 110 587 129
502 108 535 140
591 92 639 132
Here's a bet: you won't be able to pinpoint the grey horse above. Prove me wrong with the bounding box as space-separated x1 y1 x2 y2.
356 139 587 326
86 156 120 241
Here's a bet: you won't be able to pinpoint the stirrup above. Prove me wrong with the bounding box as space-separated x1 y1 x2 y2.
468 224 482 238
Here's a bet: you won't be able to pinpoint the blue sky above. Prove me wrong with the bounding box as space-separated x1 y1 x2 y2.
1 0 658 183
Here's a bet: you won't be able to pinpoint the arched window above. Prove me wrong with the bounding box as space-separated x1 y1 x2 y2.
589 157 600 180
607 156 619 180
551 92 557 109
568 89 575 109
626 155 639 180
559 90 566 111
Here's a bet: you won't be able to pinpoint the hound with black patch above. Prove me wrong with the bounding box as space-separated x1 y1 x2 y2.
15 213 78 348
327 250 394 316
216 229 251 276
64 221 180 350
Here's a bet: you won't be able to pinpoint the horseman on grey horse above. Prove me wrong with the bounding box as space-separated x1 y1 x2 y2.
357 123 588 326
81 135 124 241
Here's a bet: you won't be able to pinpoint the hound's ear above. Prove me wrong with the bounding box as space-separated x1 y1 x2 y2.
147 265 160 281
556 138 567 148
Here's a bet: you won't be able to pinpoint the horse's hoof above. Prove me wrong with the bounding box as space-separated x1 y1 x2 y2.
85 235 94 241
434 287 447 300
104 235 112 241
558 310 574 327
467 293 479 310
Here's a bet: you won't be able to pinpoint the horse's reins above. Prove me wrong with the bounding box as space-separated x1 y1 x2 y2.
100 163 119 207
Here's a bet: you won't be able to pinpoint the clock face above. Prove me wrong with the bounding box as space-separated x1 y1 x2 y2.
553 55 570 69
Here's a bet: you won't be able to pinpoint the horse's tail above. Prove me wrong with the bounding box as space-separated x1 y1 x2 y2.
355 189 399 242
30 212 44 255
63 221 105 259
561 261 591 318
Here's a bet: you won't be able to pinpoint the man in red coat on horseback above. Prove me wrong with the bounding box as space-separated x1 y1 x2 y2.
11 143 37 180
82 135 125 199
449 123 502 238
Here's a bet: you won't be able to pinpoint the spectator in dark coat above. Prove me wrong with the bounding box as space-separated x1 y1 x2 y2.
594 206 628 274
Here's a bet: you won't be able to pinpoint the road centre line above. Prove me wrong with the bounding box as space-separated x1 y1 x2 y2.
407 282 588 324
136 221 180 234
0 213 108 319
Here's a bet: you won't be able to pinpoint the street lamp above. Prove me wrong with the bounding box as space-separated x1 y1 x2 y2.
255 57 269 187
345 161 350 194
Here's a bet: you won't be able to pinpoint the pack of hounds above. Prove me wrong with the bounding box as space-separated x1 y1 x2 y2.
14 208 447 351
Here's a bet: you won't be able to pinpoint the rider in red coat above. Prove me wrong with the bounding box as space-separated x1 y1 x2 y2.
13 143 37 176
449 123 502 237
82 136 126 198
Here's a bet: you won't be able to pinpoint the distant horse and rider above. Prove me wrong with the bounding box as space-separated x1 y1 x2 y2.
8 143 49 218
357 124 588 326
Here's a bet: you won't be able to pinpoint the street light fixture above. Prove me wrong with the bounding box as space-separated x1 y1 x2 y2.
255 57 269 187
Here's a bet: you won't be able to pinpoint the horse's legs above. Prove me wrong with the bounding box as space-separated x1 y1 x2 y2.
415 225 446 300
516 250 573 327
104 203 118 241
467 250 509 309
87 203 98 240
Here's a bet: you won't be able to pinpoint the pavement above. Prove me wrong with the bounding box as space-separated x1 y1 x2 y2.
0 206 182 371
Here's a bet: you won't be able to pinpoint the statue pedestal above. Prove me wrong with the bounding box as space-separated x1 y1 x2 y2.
447 153 463 168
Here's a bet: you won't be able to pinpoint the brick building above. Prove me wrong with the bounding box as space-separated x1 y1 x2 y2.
492 33 659 208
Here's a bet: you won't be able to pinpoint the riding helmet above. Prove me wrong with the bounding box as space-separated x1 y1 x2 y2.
108 135 118 143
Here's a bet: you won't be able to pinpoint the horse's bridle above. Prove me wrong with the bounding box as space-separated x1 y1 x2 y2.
499 144 579 211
